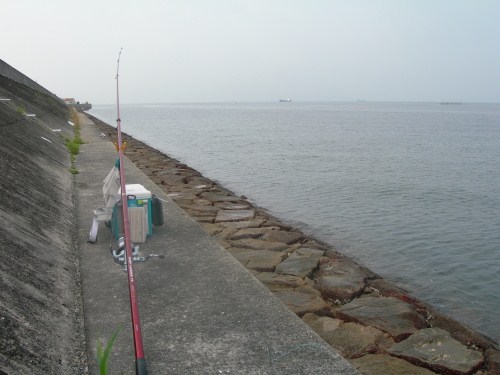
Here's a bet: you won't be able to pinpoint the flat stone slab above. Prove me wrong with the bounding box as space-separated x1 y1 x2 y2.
315 260 367 302
255 272 308 290
276 248 324 278
336 297 427 342
168 192 197 200
215 209 255 222
214 202 251 210
303 313 343 334
229 227 271 240
351 354 437 375
261 230 304 245
188 205 220 214
326 322 394 359
201 192 242 203
388 328 484 375
227 248 287 272
219 219 265 229
303 314 394 359
215 227 239 240
184 176 211 188
273 290 331 317
228 238 289 251
186 209 216 220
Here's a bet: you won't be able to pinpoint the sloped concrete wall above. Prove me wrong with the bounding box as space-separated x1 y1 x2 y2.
0 74 85 373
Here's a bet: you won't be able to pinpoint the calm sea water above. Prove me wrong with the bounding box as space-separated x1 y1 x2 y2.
90 102 500 341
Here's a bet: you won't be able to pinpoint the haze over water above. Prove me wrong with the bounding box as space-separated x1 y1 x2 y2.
90 101 500 342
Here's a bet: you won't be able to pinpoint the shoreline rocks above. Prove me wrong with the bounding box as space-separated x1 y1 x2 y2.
85 112 499 375
388 328 484 375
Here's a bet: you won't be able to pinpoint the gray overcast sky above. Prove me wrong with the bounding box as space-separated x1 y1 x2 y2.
2 0 500 104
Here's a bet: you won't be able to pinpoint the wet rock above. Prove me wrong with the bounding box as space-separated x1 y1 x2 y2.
273 290 331 317
350 354 437 375
315 259 367 302
226 248 286 272
485 348 500 374
228 238 289 251
336 296 427 342
367 279 429 312
215 209 255 222
388 327 484 375
427 309 497 351
301 240 329 251
261 229 304 245
367 278 411 298
276 248 324 278
302 314 394 359
255 272 307 290
183 176 212 188
262 220 293 230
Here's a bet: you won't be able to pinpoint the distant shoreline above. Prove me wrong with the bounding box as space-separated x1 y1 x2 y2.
89 100 500 106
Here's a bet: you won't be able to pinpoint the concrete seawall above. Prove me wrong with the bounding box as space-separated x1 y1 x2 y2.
0 74 86 373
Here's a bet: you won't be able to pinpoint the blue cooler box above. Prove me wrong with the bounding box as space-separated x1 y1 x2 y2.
112 184 153 240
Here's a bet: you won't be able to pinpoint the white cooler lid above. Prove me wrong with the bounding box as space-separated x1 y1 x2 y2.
118 184 152 199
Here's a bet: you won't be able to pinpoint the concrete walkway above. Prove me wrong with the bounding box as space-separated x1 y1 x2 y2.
75 112 359 374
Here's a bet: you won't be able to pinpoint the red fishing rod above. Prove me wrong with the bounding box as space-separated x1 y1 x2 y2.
115 48 148 375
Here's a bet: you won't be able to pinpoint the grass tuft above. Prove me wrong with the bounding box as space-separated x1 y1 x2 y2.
66 138 80 155
67 108 85 174
97 328 120 375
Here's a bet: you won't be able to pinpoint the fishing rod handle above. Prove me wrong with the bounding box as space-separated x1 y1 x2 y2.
136 358 147 375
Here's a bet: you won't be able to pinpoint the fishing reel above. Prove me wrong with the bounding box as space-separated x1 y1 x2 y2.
110 237 164 271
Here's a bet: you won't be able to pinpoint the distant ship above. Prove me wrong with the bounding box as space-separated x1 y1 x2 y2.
279 98 292 102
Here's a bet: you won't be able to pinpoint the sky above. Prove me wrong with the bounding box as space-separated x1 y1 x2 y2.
2 0 500 104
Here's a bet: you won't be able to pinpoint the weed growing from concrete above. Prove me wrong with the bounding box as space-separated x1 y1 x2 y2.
66 138 81 155
16 105 26 115
67 108 84 173
96 328 120 375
